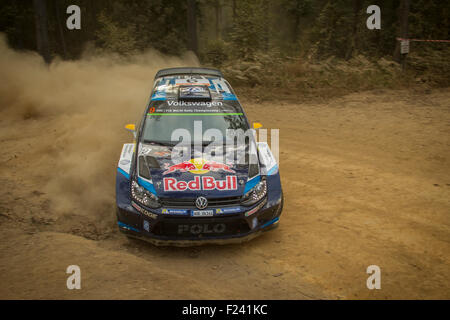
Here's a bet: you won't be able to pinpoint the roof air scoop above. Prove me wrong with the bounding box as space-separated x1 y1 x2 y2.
178 85 211 102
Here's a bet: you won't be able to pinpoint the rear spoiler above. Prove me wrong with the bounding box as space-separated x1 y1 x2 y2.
154 67 223 79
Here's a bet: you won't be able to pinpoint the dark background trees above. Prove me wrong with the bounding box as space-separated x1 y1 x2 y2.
1 0 448 61
0 0 448 92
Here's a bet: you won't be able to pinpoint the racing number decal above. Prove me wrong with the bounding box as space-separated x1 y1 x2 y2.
257 142 277 175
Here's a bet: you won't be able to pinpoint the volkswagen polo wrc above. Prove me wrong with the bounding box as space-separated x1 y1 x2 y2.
116 67 283 245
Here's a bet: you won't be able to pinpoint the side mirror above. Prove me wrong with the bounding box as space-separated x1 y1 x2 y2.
125 124 136 138
253 122 263 129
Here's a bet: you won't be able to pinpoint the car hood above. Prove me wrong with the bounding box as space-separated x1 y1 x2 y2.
138 144 250 198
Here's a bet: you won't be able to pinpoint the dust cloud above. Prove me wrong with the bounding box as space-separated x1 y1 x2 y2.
0 34 199 225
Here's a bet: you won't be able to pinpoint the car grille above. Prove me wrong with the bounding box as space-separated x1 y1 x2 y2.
159 196 242 208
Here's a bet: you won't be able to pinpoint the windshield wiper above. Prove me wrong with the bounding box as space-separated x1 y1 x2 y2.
143 139 175 147
144 140 225 147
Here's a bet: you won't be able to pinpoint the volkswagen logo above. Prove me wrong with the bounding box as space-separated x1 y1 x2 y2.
195 196 208 209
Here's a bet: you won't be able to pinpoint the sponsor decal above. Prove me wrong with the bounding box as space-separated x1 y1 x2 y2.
215 207 241 214
179 86 210 100
139 145 152 156
257 142 278 175
139 143 171 157
167 100 223 107
161 208 189 215
148 112 242 116
181 86 207 93
118 143 134 175
177 223 226 235
175 78 210 86
151 92 166 101
132 201 158 219
164 176 237 192
152 150 171 157
163 158 235 175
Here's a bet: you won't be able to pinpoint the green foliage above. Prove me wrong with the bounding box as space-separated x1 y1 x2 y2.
95 12 138 55
283 0 312 17
229 0 269 60
202 39 230 66
409 0 450 40
0 0 448 94
94 0 188 55
310 0 353 58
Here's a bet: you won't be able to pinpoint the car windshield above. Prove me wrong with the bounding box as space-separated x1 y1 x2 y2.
142 112 249 145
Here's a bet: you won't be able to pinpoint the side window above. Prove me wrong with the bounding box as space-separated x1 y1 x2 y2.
152 79 160 90
223 79 235 94
211 78 232 93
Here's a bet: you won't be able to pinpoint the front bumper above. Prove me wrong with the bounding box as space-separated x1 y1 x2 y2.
121 220 279 247
116 197 283 246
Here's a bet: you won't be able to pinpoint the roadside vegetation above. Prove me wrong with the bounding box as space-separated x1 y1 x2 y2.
1 0 448 101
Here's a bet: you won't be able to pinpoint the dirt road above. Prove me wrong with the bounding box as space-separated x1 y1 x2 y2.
0 38 449 299
1 83 449 299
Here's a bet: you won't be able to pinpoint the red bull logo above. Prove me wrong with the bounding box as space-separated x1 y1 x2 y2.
162 158 235 175
164 176 237 192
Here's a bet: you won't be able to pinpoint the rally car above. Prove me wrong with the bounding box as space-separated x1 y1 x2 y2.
116 67 283 245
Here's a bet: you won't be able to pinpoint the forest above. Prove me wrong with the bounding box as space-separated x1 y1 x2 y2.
0 0 449 99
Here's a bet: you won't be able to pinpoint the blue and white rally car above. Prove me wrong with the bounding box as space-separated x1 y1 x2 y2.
116 67 283 245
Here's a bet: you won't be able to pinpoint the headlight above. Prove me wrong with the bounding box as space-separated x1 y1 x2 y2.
241 179 267 206
131 180 160 208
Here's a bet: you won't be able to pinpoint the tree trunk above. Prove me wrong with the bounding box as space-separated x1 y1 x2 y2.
33 0 51 64
187 0 198 55
55 1 67 59
345 0 362 60
215 0 222 40
393 0 410 63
